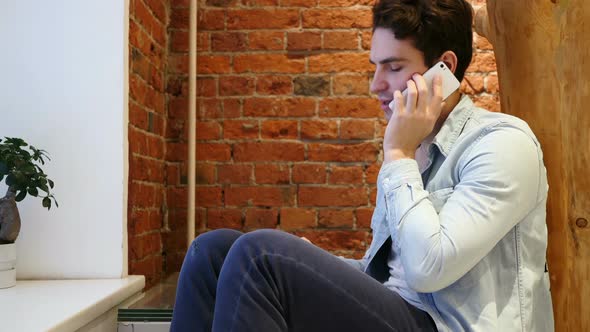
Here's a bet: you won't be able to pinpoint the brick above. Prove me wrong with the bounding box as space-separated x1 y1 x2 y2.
323 31 358 50
196 121 221 140
244 98 315 117
206 0 240 7
197 32 210 52
167 187 187 209
170 30 189 52
280 208 316 230
219 76 256 96
198 55 232 74
318 209 354 228
356 207 373 228
227 9 299 29
292 164 326 183
197 9 225 30
292 230 368 251
197 187 223 207
365 163 381 184
224 120 259 139
165 142 187 162
244 0 278 6
261 120 298 139
167 163 180 186
281 0 317 7
197 76 217 97
329 166 363 184
287 31 321 51
234 54 305 73
319 97 380 117
460 74 484 94
308 142 378 162
340 119 374 139
129 103 149 131
234 142 305 161
196 163 216 184
130 155 165 183
369 186 377 206
333 75 369 95
146 135 165 159
302 9 372 29
208 208 243 229
485 74 499 93
294 76 330 96
255 164 290 184
225 186 295 206
361 30 371 49
130 255 163 288
466 52 497 72
318 0 373 5
245 208 279 229
218 164 253 184
129 233 162 260
256 75 293 95
133 0 166 45
248 31 284 50
223 99 242 118
129 182 158 208
472 94 501 113
474 33 494 50
308 52 372 73
196 143 231 161
300 120 338 139
129 209 162 235
211 32 247 51
298 187 367 207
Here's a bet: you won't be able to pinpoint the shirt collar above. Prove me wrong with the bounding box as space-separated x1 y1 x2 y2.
431 94 475 157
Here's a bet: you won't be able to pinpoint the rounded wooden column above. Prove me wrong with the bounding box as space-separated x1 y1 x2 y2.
475 1 590 331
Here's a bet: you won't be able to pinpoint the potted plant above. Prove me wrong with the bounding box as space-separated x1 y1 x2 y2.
0 137 57 288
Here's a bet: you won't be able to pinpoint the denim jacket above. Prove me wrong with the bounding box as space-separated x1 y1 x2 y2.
343 95 554 331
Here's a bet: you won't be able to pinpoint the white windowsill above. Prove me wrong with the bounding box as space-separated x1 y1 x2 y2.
0 275 145 332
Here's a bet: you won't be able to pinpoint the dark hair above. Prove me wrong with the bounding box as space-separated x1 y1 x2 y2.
373 0 473 81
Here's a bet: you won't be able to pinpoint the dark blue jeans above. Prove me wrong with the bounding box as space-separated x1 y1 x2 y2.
170 229 436 332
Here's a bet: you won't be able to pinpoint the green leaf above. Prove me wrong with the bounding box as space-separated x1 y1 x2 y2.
42 197 51 209
27 187 39 196
15 190 26 202
5 174 16 186
0 162 7 175
48 179 54 189
39 180 49 193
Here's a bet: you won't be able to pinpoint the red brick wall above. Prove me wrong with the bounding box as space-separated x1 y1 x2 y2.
128 0 169 288
129 0 499 283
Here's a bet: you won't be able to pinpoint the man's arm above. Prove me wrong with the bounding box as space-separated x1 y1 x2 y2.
381 126 542 292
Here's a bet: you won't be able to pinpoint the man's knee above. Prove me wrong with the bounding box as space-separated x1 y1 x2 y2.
189 228 243 258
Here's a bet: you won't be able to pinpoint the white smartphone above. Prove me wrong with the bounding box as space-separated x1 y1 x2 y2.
388 61 460 110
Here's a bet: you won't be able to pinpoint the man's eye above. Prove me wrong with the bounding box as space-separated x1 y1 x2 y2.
390 67 402 72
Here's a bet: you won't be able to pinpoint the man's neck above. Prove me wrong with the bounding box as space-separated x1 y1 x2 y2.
424 91 462 143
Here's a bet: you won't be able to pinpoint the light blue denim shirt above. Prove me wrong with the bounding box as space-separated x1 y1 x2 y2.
342 95 554 331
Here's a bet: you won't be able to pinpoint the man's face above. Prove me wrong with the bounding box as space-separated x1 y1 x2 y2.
369 27 429 121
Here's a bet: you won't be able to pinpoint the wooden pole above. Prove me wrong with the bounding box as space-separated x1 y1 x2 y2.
475 1 590 331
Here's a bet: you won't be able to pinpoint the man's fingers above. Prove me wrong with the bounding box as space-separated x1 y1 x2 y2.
430 74 444 111
393 90 405 114
301 237 312 244
412 74 429 112
405 79 418 112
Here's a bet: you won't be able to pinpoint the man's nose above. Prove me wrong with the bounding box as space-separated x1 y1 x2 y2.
370 71 387 94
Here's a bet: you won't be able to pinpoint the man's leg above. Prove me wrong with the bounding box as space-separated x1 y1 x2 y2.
171 228 243 332
212 229 436 332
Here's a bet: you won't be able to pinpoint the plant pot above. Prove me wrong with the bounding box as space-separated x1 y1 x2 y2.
0 243 16 289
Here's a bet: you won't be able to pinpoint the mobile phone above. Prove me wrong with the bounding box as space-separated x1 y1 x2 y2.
389 61 460 110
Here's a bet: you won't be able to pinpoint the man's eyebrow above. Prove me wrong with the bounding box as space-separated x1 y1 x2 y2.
369 57 407 65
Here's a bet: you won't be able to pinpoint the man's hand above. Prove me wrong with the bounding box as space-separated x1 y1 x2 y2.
301 237 312 244
383 74 444 163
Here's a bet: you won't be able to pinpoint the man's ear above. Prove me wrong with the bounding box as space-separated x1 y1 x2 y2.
439 51 459 73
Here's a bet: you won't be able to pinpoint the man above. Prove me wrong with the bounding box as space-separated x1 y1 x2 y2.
171 0 554 331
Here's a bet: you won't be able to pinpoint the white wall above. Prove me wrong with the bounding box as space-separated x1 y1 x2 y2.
0 0 129 279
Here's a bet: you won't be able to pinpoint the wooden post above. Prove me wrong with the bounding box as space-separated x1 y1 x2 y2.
475 1 590 331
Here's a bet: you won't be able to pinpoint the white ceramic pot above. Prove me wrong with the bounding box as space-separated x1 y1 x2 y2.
0 243 16 289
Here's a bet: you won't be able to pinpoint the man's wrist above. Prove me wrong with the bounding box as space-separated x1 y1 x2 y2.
383 149 416 164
